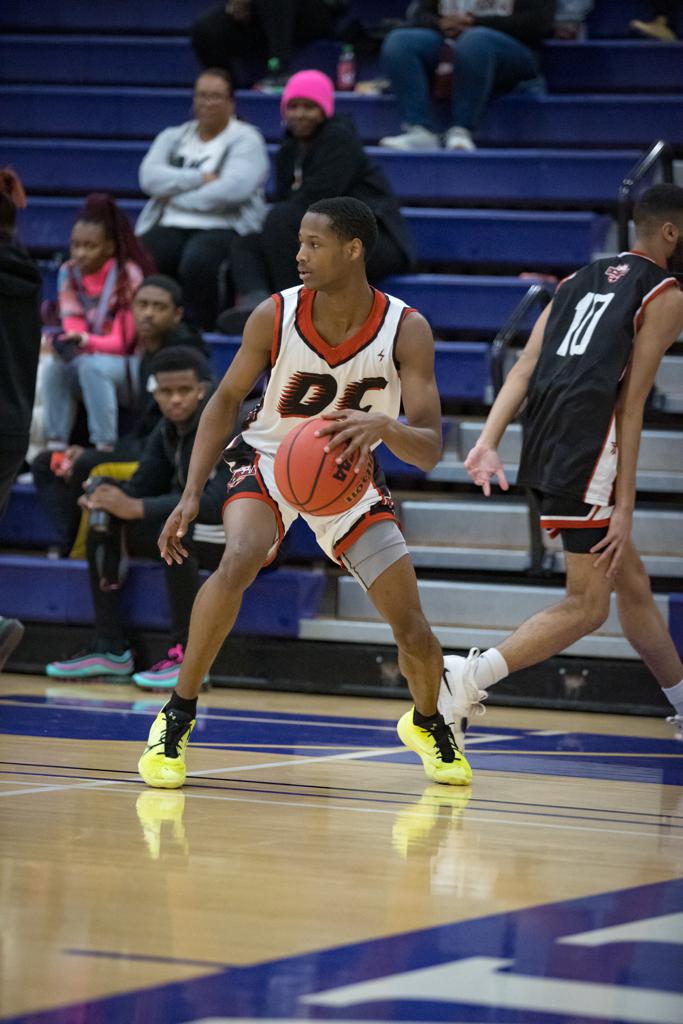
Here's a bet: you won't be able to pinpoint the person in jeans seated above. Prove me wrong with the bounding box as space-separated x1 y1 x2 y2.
217 69 413 333
135 67 269 328
33 276 210 558
41 194 156 453
379 0 554 152
45 347 230 690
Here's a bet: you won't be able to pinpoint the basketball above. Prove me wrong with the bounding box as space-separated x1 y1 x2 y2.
274 418 372 516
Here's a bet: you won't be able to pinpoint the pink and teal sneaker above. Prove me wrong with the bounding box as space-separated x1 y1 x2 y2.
132 644 209 691
46 646 134 679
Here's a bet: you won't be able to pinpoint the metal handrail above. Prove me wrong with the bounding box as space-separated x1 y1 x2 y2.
489 284 553 574
617 139 673 252
490 283 551 397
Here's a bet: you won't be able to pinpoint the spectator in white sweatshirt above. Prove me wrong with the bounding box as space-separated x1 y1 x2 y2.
136 67 269 328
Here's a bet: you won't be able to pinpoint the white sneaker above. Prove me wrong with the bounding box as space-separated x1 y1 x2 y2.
438 649 488 750
379 124 441 151
666 714 683 741
443 125 476 151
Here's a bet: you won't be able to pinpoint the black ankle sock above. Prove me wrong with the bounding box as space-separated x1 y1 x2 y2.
167 690 198 717
413 708 443 729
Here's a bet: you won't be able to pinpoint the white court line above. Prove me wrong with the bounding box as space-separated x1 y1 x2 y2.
0 745 405 798
78 784 671 840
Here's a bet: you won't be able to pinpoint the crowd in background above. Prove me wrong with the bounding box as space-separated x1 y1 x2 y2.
0 0 679 675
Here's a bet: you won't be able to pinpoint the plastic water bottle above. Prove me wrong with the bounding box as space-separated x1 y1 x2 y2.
336 45 356 92
432 43 454 100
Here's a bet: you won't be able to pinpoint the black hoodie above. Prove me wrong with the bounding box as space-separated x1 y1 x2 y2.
0 242 42 451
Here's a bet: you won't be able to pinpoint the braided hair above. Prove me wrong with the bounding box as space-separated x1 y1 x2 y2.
0 167 27 242
75 193 156 309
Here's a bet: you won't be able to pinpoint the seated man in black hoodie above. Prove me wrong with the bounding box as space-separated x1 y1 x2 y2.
33 275 209 556
45 346 230 690
217 69 413 333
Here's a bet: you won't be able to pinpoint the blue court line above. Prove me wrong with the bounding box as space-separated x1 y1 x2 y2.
2 760 682 819
5 878 682 1024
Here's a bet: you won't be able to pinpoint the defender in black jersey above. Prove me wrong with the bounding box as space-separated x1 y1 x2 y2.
439 184 683 743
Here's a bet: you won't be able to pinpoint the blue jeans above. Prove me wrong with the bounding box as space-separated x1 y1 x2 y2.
380 26 540 133
42 353 137 447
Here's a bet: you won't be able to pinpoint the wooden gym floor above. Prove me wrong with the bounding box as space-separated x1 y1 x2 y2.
1 674 682 1024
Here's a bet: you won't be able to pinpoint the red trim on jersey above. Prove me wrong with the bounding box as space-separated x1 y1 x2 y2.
583 413 615 504
556 271 577 290
271 292 284 366
633 277 679 332
392 305 417 372
541 514 612 531
332 509 399 563
296 287 390 367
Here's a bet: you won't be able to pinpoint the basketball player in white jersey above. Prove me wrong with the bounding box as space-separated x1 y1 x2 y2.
440 184 683 744
138 197 482 789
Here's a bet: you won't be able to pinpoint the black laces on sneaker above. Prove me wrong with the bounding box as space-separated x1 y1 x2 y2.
155 708 193 759
427 719 459 764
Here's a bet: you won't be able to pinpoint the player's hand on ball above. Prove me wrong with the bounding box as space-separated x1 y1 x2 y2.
317 410 388 473
464 443 509 496
159 497 199 565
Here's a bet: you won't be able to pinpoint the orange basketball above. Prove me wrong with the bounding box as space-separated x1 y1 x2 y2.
274 418 372 516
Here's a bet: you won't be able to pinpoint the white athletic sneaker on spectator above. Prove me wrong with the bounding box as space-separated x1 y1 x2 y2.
444 126 476 152
379 125 441 151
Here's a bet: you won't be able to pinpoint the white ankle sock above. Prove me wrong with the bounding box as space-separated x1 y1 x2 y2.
474 648 509 689
663 678 683 716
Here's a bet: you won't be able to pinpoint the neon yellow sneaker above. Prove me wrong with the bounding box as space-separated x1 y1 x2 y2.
136 790 188 859
393 784 471 856
138 704 195 789
397 708 472 786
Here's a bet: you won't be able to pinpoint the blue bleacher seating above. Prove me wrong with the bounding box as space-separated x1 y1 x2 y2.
2 86 681 147
4 35 681 94
2 138 646 206
0 554 324 637
542 41 683 94
16 195 610 270
203 334 492 401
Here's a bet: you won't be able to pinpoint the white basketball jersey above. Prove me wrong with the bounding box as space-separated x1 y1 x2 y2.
241 285 411 457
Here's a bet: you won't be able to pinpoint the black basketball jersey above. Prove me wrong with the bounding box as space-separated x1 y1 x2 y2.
517 252 678 506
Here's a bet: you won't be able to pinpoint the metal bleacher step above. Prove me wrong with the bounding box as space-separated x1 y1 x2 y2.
299 578 671 660
426 421 683 494
400 499 683 578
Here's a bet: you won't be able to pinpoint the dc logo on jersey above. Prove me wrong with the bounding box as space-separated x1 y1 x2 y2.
605 263 631 284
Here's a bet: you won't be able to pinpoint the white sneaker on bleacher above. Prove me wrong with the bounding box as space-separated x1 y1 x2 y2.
379 125 441 151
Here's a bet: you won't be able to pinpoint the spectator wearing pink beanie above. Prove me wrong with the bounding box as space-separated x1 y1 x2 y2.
217 68 413 333
280 69 335 119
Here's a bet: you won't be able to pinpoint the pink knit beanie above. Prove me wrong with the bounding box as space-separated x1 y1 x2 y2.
280 70 335 119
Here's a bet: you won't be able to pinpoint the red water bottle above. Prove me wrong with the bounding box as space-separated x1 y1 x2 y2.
336 45 356 92
432 42 454 100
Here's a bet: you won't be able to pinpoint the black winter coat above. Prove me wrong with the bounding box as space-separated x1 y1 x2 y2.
0 242 42 451
122 401 228 523
275 117 414 265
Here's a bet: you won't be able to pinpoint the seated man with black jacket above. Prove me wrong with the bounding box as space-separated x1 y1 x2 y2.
45 346 230 690
217 69 413 333
33 275 210 556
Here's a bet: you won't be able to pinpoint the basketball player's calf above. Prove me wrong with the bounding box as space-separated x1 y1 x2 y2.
361 537 472 785
138 501 277 788
439 502 614 747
